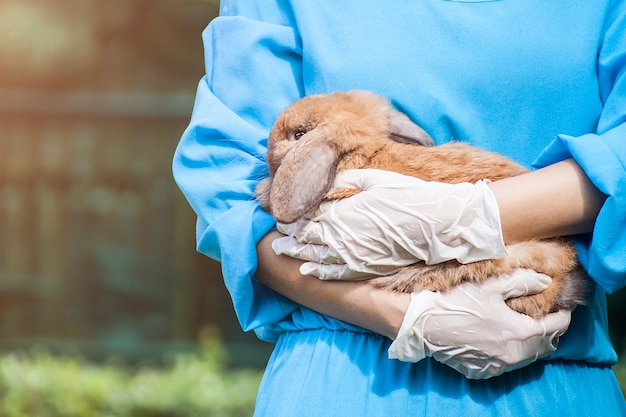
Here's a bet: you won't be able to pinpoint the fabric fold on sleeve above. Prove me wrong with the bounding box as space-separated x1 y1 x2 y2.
532 2 626 294
172 5 303 339
533 128 626 294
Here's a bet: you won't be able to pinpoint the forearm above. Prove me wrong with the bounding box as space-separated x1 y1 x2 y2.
256 231 410 339
489 158 606 243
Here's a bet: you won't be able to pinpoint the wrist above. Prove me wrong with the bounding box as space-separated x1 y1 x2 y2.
375 290 411 340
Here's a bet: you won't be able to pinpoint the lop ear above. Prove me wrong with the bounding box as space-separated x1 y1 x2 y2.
270 129 339 223
254 177 273 212
387 109 434 147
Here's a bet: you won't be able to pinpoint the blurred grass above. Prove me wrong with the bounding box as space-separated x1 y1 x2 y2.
0 335 263 417
0 339 623 416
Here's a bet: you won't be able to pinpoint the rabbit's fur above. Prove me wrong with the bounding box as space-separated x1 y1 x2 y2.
256 90 589 318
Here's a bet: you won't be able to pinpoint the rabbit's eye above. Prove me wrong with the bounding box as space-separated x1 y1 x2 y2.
288 130 307 141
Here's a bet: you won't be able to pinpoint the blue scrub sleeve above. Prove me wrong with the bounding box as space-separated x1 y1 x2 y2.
172 0 303 336
534 5 626 294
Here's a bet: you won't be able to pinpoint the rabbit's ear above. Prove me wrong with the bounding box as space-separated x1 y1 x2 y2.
387 109 434 146
254 177 273 212
270 130 339 223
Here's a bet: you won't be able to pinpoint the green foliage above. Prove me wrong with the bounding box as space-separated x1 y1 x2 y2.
614 360 626 396
0 335 624 416
0 337 262 417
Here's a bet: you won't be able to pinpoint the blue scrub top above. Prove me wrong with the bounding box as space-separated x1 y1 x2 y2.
173 1 626 415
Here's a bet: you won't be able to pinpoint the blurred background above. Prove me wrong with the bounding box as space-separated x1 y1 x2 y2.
0 0 269 358
0 0 269 414
0 0 625 415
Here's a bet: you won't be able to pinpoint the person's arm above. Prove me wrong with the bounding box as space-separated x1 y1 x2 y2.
258 224 571 380
271 156 606 281
256 230 410 339
489 158 606 244
257 158 601 339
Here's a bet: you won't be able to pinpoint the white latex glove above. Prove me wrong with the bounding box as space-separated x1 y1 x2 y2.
388 269 572 379
275 168 507 280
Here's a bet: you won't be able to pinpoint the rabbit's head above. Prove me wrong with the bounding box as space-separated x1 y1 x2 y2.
257 90 433 223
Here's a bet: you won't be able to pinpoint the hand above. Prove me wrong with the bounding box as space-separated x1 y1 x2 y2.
387 269 572 379
275 168 507 280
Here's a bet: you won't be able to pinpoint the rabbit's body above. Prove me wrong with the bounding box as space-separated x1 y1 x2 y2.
256 90 589 318
327 140 527 196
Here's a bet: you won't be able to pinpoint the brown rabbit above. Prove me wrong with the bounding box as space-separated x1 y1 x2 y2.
255 90 589 318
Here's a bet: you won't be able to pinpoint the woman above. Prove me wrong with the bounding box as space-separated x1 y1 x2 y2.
173 1 626 415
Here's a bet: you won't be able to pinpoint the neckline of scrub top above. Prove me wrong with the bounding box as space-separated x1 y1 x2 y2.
442 0 503 2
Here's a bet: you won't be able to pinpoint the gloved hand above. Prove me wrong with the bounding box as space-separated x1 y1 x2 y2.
388 269 572 379
275 168 507 280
